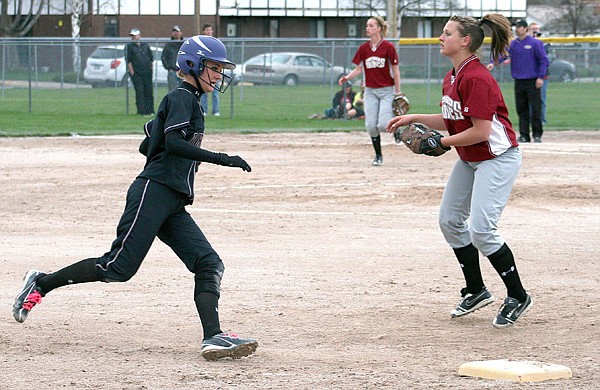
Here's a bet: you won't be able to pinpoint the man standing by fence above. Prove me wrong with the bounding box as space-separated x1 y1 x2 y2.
126 28 154 116
508 20 548 143
200 24 221 116
162 25 184 92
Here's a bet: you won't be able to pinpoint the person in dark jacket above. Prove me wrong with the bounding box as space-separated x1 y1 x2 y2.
162 25 184 91
326 82 358 119
488 20 549 142
126 28 154 115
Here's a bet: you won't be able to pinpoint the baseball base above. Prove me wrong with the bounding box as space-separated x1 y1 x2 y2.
458 359 572 383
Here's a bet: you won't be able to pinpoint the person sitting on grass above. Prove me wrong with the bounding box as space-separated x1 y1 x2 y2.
325 81 358 119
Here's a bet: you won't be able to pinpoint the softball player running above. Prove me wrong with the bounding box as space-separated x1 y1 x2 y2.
339 16 402 166
387 14 532 328
13 35 258 360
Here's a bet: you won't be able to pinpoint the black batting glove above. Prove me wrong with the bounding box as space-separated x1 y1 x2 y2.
217 153 252 172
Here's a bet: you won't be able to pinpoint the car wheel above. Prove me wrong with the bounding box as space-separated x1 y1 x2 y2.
283 75 298 86
120 75 132 88
559 71 574 82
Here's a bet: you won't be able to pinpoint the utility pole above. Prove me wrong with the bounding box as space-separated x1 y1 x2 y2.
388 0 398 39
195 0 200 34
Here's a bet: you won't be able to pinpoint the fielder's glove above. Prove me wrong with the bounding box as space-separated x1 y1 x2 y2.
392 93 410 116
400 122 451 157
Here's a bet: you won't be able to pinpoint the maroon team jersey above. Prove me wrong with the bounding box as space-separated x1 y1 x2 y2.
441 55 518 162
353 40 398 89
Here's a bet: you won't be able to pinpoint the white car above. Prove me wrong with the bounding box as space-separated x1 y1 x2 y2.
84 45 168 88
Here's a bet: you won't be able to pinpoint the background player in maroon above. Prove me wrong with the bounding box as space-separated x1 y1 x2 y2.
387 14 532 328
339 16 402 166
12 35 258 360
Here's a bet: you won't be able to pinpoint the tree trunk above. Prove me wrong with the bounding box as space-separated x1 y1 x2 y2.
71 11 81 73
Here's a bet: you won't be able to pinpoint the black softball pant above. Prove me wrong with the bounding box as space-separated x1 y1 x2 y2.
95 178 224 297
131 72 154 115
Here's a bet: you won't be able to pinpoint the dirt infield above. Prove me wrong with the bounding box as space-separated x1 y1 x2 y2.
1 131 599 389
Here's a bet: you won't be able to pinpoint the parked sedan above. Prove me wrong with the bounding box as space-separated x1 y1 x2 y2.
232 52 345 86
547 56 577 82
84 45 168 88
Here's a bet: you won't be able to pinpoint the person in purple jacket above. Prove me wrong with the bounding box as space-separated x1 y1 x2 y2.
489 19 549 143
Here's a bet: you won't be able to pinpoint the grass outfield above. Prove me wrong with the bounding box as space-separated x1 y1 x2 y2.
0 82 598 136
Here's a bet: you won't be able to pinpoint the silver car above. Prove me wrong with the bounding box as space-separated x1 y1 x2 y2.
232 52 346 86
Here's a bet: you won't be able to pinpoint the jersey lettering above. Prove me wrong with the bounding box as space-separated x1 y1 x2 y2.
365 56 386 69
441 95 464 121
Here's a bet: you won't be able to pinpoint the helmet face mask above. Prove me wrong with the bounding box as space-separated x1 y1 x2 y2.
200 61 234 93
177 35 236 93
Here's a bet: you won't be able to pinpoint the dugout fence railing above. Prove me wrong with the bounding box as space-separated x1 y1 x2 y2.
1 37 599 114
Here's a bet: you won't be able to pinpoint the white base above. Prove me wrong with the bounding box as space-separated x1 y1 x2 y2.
458 359 572 382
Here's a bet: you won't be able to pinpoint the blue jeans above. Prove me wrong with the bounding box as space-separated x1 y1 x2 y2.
167 70 180 91
201 89 220 115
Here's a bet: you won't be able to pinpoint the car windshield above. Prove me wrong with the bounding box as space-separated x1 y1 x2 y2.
91 47 124 59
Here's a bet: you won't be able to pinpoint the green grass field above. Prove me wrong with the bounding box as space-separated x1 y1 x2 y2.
0 81 598 136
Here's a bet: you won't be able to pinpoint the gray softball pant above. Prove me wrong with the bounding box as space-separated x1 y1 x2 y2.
438 147 522 256
364 86 395 138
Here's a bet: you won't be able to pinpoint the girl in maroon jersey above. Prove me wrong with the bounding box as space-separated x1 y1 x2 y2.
386 14 532 328
339 16 402 166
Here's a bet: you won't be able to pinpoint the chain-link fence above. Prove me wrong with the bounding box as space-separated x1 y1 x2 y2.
1 37 599 114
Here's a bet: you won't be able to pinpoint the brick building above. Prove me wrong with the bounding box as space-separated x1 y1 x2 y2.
7 0 527 39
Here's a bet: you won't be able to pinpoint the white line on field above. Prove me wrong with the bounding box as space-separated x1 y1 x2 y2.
200 182 447 191
64 135 600 154
190 208 435 216
524 150 591 155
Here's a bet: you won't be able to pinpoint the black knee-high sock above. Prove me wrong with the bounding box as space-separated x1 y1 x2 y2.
36 258 99 295
453 243 484 294
371 135 382 156
195 292 222 340
487 243 527 302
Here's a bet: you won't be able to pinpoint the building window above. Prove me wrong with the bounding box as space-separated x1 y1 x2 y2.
226 22 238 37
417 19 433 38
104 15 118 37
317 19 325 38
269 19 279 37
348 22 358 37
309 19 326 38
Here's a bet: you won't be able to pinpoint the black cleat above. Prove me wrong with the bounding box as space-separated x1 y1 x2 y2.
493 293 533 328
201 333 258 361
13 270 45 323
450 286 495 318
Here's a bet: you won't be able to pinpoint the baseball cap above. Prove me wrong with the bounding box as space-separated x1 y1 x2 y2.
129 28 141 35
343 81 352 88
172 25 181 32
513 19 528 28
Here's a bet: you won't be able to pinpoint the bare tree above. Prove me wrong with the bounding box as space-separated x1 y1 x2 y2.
47 0 117 73
544 0 600 36
0 0 46 37
351 0 461 39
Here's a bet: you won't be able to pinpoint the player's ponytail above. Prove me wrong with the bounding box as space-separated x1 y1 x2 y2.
371 16 388 38
481 14 513 62
449 14 512 61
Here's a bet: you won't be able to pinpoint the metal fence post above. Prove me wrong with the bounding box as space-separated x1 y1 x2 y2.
2 41 6 98
426 44 432 105
229 81 234 118
60 43 65 89
28 44 32 113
